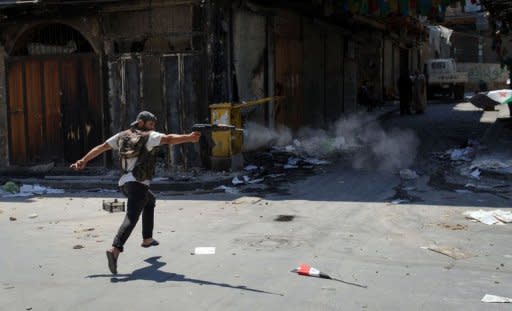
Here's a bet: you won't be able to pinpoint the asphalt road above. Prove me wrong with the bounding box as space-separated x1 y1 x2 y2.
1 101 511 311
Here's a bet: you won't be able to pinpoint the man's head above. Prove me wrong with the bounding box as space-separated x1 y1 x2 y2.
130 111 157 131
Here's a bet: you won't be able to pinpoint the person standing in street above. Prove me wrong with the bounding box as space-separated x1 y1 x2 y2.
413 70 427 114
398 72 413 115
70 111 200 274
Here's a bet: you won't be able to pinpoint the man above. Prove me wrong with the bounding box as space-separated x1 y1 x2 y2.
398 72 413 115
413 70 427 114
70 111 200 274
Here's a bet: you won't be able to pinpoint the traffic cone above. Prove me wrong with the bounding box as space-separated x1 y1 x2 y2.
291 264 332 279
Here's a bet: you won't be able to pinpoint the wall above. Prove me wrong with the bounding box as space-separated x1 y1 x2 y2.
0 46 7 167
458 62 509 90
232 9 267 124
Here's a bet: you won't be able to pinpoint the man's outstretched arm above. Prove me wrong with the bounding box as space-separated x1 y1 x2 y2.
160 132 201 145
70 142 112 170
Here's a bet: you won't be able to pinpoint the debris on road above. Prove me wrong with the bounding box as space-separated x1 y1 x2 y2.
1 184 64 197
244 165 259 172
464 209 512 225
391 199 409 205
2 181 19 194
400 169 419 180
481 294 512 303
102 199 126 213
448 147 474 162
73 244 84 250
232 176 244 185
215 185 240 195
192 247 216 255
291 264 367 288
9 216 16 221
437 223 467 231
28 213 38 219
74 228 95 233
470 169 481 180
426 245 472 260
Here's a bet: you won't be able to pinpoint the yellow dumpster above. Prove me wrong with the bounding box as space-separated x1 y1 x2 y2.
209 96 283 170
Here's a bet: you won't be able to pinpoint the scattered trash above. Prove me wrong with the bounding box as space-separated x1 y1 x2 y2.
74 228 95 233
102 199 125 213
448 147 474 162
285 145 296 153
232 176 244 185
391 199 409 205
215 185 240 195
472 159 512 170
9 216 16 221
291 264 367 288
192 247 216 255
2 181 19 194
303 158 330 166
464 209 512 225
248 178 264 184
28 213 38 219
400 169 419 180
481 294 512 303
1 184 64 197
244 165 259 172
73 245 84 250
470 169 481 180
437 223 467 231
426 245 472 260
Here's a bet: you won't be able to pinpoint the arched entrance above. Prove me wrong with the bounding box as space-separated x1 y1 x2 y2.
7 23 102 165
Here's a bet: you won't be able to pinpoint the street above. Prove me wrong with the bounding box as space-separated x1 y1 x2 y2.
1 101 512 311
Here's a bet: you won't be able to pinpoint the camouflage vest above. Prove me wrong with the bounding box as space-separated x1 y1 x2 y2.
117 128 158 182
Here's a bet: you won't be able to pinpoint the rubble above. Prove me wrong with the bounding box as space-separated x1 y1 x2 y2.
448 147 474 161
1 184 64 197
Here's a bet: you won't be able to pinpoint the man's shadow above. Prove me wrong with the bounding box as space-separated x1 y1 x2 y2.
87 256 282 296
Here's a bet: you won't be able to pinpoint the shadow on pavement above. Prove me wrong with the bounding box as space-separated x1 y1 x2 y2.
87 256 283 296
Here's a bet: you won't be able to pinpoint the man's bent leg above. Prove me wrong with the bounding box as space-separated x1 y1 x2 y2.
112 182 149 251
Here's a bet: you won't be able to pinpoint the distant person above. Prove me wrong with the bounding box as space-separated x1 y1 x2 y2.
70 111 201 274
398 72 412 115
413 70 427 114
479 80 488 92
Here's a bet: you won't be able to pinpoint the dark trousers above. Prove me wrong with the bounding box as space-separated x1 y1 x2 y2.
112 182 156 252
400 95 411 115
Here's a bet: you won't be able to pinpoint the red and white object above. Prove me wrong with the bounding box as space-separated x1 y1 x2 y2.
292 264 332 279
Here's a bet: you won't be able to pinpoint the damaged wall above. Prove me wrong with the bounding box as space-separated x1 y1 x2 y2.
0 46 7 167
233 9 267 125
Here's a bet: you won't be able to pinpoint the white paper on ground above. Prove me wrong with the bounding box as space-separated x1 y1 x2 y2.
193 247 216 255
463 209 512 225
481 294 512 303
232 177 244 185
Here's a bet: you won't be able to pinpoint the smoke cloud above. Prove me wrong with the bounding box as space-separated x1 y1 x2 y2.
243 113 419 172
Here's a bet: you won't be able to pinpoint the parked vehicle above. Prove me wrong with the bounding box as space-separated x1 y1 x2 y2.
425 59 468 100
